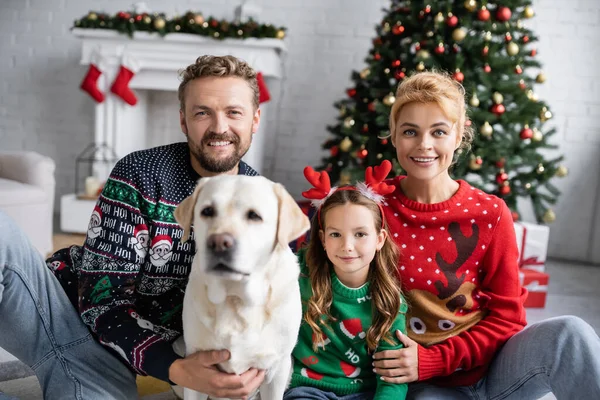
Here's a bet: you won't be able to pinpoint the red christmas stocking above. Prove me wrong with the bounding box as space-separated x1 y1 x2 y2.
80 51 105 103
257 72 271 104
110 54 140 106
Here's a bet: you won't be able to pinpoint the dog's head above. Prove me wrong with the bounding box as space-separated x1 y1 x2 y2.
175 175 310 281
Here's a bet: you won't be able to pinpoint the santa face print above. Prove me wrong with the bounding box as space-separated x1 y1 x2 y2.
131 228 149 258
149 243 173 268
319 203 386 288
87 211 102 239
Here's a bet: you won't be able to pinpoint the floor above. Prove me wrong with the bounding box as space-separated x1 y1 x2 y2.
1 234 598 399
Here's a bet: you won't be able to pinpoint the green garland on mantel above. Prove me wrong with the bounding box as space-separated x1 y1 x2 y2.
72 10 287 40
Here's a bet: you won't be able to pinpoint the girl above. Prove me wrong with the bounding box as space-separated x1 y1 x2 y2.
284 160 408 400
373 70 600 399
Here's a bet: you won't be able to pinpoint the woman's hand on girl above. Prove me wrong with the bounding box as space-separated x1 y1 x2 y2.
373 330 419 383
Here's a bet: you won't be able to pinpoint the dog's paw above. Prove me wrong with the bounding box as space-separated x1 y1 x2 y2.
207 283 227 304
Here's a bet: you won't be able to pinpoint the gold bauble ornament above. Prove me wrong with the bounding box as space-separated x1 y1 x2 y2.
383 22 391 33
464 0 478 12
359 68 371 79
276 30 286 39
506 41 519 56
435 12 445 23
153 18 166 29
416 49 431 59
470 94 480 107
194 14 205 25
377 153 383 159
339 171 352 185
143 15 152 24
480 121 493 137
527 90 539 102
383 93 396 106
88 12 98 21
416 62 425 71
343 117 355 128
556 165 569 177
540 107 553 121
542 209 556 223
484 31 492 41
339 137 353 152
452 28 467 42
492 92 504 104
532 128 543 141
536 163 545 174
536 72 547 83
524 5 535 18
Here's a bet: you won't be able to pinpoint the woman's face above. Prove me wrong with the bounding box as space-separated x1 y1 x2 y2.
391 102 462 182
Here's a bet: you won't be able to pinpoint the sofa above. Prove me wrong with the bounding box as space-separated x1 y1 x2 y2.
0 151 56 256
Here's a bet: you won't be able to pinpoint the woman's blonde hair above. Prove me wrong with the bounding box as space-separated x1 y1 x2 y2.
388 70 475 157
304 189 402 353
177 55 259 112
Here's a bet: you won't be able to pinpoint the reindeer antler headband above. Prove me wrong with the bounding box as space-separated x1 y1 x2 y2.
302 160 395 228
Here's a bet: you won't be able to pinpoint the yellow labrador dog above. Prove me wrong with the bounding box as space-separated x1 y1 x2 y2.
173 175 310 400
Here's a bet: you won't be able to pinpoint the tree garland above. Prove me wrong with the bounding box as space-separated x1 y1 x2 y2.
72 10 287 40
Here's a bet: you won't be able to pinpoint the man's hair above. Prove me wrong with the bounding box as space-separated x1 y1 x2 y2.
177 55 259 111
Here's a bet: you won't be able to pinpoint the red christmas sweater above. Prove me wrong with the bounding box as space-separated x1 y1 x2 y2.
383 176 527 387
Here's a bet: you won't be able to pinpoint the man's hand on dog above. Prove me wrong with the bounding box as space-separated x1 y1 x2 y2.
169 349 265 399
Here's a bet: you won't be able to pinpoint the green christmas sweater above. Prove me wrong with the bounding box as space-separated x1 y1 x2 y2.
290 249 408 399
46 142 258 381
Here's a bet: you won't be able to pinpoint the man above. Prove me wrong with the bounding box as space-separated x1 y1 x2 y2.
0 55 266 400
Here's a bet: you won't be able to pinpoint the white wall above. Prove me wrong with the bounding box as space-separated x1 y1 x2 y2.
1 0 599 263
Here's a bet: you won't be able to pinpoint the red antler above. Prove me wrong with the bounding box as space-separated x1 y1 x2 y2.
302 166 332 200
364 160 394 196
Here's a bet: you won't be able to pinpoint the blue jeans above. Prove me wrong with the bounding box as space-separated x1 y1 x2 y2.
406 316 600 399
284 386 374 400
0 211 137 399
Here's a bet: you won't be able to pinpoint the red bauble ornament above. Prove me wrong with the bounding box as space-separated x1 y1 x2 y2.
392 59 401 67
435 44 445 54
519 80 527 90
496 6 512 22
499 185 511 195
530 49 537 56
490 103 506 116
381 138 389 145
520 127 533 139
495 158 505 168
394 70 405 80
511 211 520 221
496 172 509 184
368 102 376 112
373 37 383 46
478 8 491 21
392 25 405 35
135 14 143 22
447 15 459 27
505 33 512 42
347 88 357 97
482 46 489 56
484 64 492 73
415 43 421 51
373 53 381 60
210 19 219 27
522 35 530 43
330 146 339 156
515 65 523 74
453 71 465 82
357 149 368 159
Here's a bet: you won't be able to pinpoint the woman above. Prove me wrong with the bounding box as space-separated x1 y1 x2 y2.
373 71 600 399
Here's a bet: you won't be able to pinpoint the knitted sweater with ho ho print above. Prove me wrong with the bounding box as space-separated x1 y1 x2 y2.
289 249 408 400
46 142 258 382
382 176 527 387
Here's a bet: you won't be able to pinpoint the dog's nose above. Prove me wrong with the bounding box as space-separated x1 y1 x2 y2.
207 233 236 253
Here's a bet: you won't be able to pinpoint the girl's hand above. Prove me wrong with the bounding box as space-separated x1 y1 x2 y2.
373 330 419 384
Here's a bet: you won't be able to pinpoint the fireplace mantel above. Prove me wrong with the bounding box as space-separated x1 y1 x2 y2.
61 29 286 233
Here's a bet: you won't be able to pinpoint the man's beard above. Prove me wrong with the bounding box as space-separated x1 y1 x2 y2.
189 131 251 173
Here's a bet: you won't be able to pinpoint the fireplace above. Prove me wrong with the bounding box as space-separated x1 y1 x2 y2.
60 28 286 233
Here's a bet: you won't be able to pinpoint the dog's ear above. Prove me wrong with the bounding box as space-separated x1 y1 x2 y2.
174 178 209 243
274 183 311 247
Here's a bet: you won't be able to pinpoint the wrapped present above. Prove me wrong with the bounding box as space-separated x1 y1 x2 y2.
513 221 549 272
519 269 549 308
289 200 315 253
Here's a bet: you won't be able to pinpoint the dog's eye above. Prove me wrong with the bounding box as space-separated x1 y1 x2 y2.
201 206 215 217
247 210 262 221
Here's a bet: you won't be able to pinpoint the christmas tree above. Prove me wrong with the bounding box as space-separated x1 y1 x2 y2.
320 0 567 223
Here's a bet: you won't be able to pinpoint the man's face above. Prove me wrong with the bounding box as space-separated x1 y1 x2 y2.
180 76 261 176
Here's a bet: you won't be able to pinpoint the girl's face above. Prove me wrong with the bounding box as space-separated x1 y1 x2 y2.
319 203 387 288
391 102 462 182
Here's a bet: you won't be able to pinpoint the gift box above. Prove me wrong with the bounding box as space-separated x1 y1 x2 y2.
519 269 549 308
513 221 549 272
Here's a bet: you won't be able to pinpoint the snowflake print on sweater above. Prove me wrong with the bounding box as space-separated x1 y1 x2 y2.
383 176 527 387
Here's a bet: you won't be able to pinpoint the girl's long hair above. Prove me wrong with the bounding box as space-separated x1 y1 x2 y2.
304 189 402 352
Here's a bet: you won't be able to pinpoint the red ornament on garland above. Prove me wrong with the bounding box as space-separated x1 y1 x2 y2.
392 25 405 35
496 6 512 22
490 103 506 116
135 14 143 22
380 138 388 145
453 70 465 82
447 15 459 27
522 35 530 43
373 53 381 61
515 65 523 74
347 88 357 97
499 184 511 195
520 126 533 139
511 210 520 221
519 80 527 90
505 33 512 42
484 64 492 73
496 171 509 184
478 7 491 21
392 59 401 67
435 43 445 54
482 46 489 56
368 102 376 112
530 49 537 56
330 146 339 157
495 158 505 168
357 149 368 159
